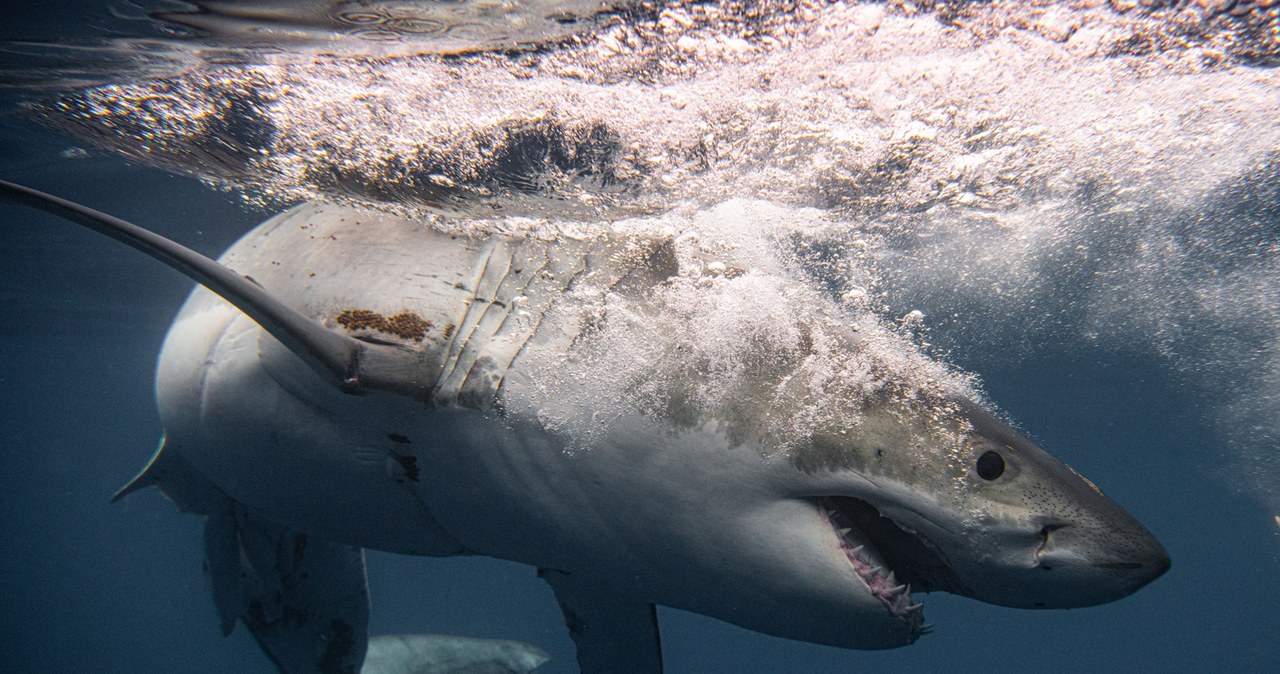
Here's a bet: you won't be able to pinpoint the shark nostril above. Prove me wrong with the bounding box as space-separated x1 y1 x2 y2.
1038 524 1067 541
1034 524 1067 568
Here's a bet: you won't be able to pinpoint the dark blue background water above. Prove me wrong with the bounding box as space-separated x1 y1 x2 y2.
2 7 1279 673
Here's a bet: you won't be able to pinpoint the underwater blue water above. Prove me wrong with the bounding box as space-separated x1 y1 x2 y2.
2 3 1279 673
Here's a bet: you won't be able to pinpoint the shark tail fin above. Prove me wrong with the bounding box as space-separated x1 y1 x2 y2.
113 442 373 672
204 498 371 672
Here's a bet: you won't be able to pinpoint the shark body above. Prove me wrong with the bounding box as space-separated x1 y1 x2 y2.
1 183 1169 673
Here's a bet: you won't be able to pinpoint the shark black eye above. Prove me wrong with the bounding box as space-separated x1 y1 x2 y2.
976 451 1005 480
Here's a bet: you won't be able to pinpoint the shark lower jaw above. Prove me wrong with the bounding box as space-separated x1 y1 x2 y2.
818 496 967 640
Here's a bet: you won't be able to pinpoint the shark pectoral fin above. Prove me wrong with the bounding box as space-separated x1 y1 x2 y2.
0 180 442 401
0 179 367 390
361 634 550 674
538 568 662 674
203 499 370 674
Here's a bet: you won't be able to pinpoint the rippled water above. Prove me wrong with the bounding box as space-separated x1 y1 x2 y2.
1 2 1278 672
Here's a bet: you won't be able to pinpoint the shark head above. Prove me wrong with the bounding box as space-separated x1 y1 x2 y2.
770 394 1170 647
911 400 1171 609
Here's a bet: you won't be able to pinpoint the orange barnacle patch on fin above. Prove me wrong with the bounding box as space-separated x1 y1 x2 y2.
385 311 431 341
337 308 387 332
336 308 431 342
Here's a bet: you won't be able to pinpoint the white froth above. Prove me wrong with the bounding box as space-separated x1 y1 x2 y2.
31 1 1280 510
49 3 1280 224
518 203 978 457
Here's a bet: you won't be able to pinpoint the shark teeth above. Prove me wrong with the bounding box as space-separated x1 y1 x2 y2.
821 499 928 639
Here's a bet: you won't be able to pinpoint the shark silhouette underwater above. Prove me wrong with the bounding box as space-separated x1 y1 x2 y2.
1 180 1169 674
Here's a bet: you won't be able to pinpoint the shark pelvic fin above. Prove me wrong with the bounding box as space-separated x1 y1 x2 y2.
0 180 368 393
111 437 168 504
110 436 228 514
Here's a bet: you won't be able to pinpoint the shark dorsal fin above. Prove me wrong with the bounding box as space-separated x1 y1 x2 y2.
0 179 374 393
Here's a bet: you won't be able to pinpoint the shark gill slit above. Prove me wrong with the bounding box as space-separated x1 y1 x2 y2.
492 249 555 401
435 241 498 397
455 244 520 398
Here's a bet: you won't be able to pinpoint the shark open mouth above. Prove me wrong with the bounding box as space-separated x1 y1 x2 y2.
820 496 969 639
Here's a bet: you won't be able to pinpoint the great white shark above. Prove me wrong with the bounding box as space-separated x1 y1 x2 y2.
1 180 1169 673
362 635 549 674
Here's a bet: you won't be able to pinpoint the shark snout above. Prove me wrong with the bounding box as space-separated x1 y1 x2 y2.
1024 516 1170 608
1034 519 1167 567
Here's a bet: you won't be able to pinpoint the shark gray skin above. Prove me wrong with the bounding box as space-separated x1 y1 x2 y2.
0 181 1169 673
362 635 549 674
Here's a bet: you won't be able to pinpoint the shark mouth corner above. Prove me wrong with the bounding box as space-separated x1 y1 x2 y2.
819 496 968 640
